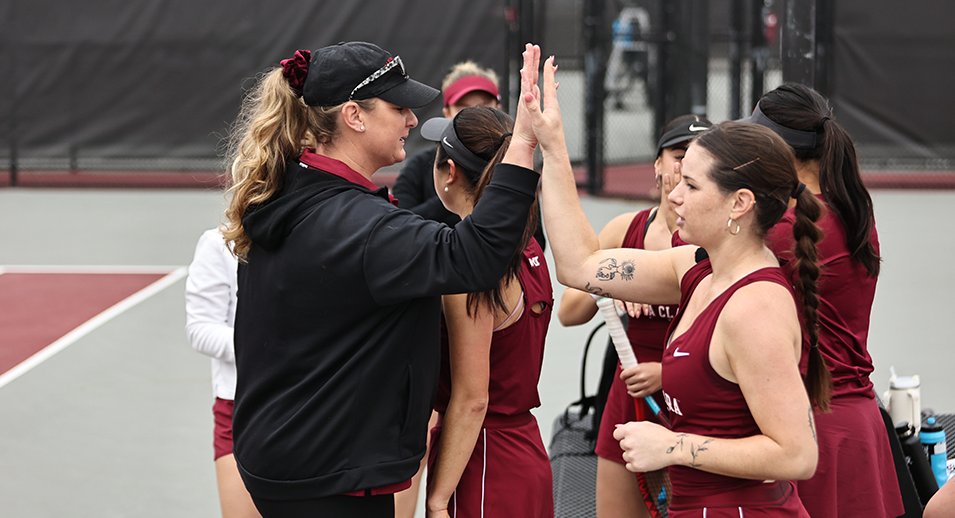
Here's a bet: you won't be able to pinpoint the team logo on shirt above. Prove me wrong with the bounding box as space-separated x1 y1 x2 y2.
528 255 541 267
663 390 684 416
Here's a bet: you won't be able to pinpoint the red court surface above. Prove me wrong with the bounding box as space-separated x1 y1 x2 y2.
0 271 167 375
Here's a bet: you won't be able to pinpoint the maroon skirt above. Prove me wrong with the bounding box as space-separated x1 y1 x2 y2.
796 394 904 517
212 397 234 460
427 412 553 518
669 481 808 517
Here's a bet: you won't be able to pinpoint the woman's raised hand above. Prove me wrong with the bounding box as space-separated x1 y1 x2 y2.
511 43 541 152
520 49 565 155
503 43 541 170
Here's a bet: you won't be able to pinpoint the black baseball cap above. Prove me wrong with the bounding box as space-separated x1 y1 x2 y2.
302 42 439 108
656 116 713 156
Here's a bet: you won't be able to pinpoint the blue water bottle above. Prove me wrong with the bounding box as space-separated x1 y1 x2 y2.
921 416 949 488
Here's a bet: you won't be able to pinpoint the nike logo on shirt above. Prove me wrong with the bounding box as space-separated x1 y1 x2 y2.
673 348 690 357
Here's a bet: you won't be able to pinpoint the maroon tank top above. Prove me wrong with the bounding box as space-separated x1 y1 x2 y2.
622 208 679 364
436 238 553 417
662 259 797 498
767 195 879 398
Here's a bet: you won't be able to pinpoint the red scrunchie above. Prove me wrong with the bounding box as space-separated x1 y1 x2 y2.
280 49 311 96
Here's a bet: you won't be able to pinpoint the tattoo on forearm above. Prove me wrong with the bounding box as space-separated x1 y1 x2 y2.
808 406 817 444
689 439 713 468
666 434 711 467
595 258 636 282
584 282 613 299
666 433 687 454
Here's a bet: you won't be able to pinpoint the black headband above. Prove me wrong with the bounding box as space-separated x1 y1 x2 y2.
747 102 818 151
440 121 489 177
420 116 491 178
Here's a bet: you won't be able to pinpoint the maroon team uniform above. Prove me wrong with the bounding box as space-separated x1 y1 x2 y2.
662 259 809 517
428 239 554 517
594 208 677 462
767 196 902 517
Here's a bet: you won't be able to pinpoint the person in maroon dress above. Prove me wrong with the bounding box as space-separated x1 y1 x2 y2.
557 114 711 518
421 105 553 518
751 83 902 518
519 45 827 516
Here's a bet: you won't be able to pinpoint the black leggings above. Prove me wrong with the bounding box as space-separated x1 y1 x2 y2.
251 494 394 518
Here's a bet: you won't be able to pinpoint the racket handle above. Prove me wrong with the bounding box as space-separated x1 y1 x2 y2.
594 297 638 369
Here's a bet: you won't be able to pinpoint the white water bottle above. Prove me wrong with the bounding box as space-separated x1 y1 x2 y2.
886 367 922 433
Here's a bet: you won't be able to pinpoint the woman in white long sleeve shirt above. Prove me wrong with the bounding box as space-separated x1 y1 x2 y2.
185 227 259 518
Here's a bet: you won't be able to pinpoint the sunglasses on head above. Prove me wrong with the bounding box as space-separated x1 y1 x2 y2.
349 55 406 101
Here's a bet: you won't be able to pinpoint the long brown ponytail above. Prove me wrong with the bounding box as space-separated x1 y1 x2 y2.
759 83 880 277
434 106 537 317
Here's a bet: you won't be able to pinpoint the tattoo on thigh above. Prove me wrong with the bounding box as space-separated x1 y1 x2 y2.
595 258 636 281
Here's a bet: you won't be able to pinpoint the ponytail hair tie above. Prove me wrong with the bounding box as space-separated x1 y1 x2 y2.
280 49 311 96
792 182 807 199
498 132 513 148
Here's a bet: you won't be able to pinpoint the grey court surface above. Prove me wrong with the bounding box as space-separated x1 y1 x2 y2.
0 186 952 517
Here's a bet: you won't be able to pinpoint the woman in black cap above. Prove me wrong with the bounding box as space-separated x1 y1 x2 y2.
222 42 542 518
557 114 711 518
418 106 552 517
750 84 902 518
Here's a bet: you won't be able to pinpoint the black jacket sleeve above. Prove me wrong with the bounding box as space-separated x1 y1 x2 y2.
393 148 460 226
364 163 540 305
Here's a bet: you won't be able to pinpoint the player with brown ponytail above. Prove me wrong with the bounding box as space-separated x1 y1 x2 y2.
752 83 902 518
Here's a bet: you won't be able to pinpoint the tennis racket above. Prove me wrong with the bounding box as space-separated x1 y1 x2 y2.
594 296 672 518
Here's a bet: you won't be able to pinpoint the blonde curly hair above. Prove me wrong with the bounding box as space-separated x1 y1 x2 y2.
222 67 373 260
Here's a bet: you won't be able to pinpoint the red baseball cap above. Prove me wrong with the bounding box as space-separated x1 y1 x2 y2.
443 76 500 108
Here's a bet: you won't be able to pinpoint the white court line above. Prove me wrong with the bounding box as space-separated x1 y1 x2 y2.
1 265 182 274
0 267 187 390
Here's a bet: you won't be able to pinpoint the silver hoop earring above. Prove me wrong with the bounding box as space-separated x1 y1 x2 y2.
727 218 741 236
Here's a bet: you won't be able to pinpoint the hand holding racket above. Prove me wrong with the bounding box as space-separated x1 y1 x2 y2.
594 295 673 516
593 296 670 427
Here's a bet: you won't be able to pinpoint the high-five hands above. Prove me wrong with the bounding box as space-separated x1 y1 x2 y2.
518 44 565 154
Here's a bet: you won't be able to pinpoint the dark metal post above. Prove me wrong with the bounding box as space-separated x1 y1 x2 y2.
813 0 834 96
729 0 745 119
664 0 709 122
749 0 767 110
687 0 710 116
583 0 607 194
502 0 517 113
7 3 17 186
781 0 816 85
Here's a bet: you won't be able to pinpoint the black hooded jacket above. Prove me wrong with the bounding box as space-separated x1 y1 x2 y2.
232 158 540 500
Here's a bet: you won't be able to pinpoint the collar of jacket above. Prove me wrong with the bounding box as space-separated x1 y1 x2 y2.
298 149 397 205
